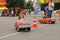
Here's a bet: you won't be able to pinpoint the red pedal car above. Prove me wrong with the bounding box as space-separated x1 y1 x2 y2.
38 18 56 24
15 22 31 32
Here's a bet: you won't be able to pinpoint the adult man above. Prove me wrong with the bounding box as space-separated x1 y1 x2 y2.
48 0 54 18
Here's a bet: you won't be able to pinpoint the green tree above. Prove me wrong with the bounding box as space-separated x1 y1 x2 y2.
6 0 25 8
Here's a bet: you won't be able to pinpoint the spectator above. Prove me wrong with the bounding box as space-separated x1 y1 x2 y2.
34 3 38 16
1 11 5 17
48 0 54 18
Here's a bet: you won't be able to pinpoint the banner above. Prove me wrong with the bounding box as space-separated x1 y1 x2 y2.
0 0 6 7
39 0 45 4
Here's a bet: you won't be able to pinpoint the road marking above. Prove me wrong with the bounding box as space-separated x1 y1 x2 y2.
0 32 19 39
39 24 49 28
0 24 49 39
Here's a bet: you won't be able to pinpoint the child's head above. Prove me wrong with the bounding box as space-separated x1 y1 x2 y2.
18 13 24 20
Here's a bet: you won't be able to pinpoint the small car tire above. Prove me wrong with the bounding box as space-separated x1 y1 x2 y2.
40 21 43 24
51 21 55 24
25 27 31 32
16 28 20 32
28 27 31 31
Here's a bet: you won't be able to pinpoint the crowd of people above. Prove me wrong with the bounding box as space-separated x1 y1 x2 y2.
43 0 54 18
0 0 55 18
0 7 31 17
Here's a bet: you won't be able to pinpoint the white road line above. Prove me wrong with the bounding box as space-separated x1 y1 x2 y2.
38 24 49 28
0 32 19 39
0 24 49 39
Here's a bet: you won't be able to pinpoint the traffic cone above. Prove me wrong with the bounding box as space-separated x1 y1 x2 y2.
32 16 38 29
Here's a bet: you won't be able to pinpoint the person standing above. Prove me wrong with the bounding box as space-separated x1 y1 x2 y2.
48 0 54 18
37 3 41 16
34 3 38 16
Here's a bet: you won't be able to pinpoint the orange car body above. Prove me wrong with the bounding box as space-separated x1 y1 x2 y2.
38 18 55 23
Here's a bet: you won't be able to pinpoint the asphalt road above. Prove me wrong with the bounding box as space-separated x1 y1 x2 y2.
0 13 60 40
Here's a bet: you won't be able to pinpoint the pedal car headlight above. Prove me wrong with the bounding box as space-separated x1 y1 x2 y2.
19 26 21 28
20 24 29 28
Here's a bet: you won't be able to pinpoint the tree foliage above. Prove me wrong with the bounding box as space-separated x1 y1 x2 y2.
6 0 25 8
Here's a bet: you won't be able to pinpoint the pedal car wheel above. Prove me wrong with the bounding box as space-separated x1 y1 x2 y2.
16 28 20 32
25 27 31 32
40 21 43 24
25 29 28 32
28 27 31 31
51 21 55 24
43 22 46 24
49 21 52 24
15 28 17 30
